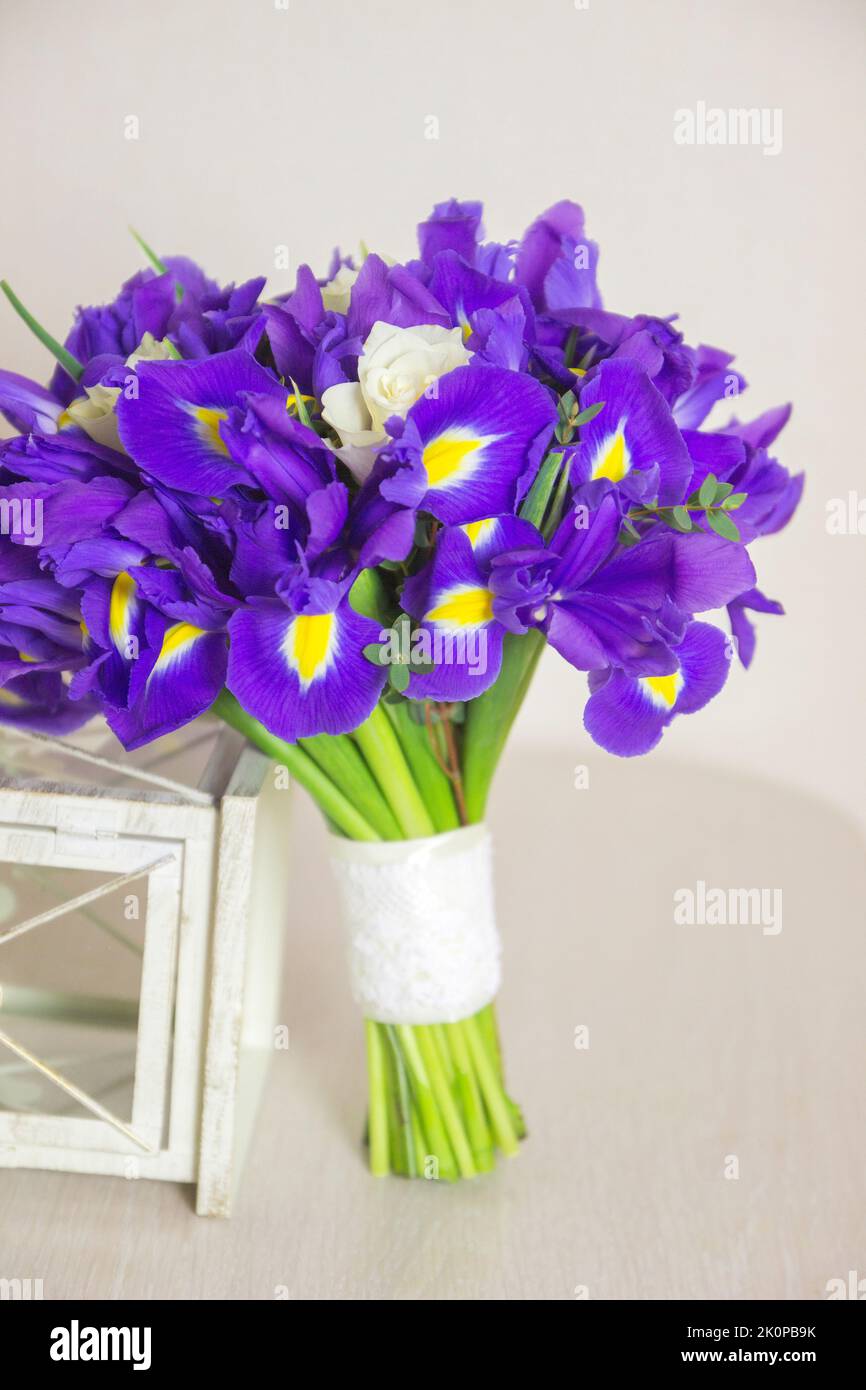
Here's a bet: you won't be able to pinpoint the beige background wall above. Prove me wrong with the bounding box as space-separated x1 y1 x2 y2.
1 0 863 826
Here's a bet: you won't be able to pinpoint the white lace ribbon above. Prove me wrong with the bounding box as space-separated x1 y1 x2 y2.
328 824 501 1024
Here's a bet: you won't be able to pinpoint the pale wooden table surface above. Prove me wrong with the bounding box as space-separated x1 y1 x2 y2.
1 750 864 1301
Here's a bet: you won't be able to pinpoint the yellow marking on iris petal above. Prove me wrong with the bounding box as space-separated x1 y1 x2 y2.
193 405 229 456
423 434 483 488
463 517 497 549
593 429 629 483
569 366 587 377
426 587 494 628
109 571 136 651
155 622 204 669
18 651 38 664
0 687 26 707
642 672 682 709
290 613 334 683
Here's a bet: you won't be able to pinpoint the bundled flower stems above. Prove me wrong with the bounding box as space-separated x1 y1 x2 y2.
0 200 801 1180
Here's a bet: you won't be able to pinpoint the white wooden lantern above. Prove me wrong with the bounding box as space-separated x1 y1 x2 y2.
0 715 288 1216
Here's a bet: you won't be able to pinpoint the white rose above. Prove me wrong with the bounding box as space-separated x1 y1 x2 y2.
321 248 396 315
59 384 122 450
321 265 360 315
358 321 472 431
59 335 180 451
125 332 180 370
321 321 472 481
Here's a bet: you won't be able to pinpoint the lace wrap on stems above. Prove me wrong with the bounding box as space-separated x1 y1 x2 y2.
328 824 501 1024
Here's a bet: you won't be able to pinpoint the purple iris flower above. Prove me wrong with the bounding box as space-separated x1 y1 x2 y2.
345 254 452 342
226 551 387 743
263 271 363 399
515 201 602 317
47 257 266 405
488 493 754 676
417 199 485 268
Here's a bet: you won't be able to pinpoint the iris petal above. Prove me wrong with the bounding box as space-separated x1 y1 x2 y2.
227 599 386 742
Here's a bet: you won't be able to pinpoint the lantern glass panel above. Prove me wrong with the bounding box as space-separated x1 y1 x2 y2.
0 868 148 1123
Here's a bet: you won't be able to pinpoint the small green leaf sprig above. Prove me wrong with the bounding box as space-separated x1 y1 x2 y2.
622 473 747 544
363 612 436 696
554 389 605 446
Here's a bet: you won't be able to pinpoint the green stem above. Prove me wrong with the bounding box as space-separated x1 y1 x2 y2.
410 1103 427 1175
431 1023 455 1085
444 1021 494 1172
414 1026 476 1179
301 732 402 840
477 1002 502 1070
384 1024 417 1178
353 704 435 839
462 630 545 823
478 1002 526 1139
463 1016 520 1157
1 280 83 382
395 1024 457 1180
213 690 381 842
365 1021 389 1177
384 700 460 833
381 1029 407 1175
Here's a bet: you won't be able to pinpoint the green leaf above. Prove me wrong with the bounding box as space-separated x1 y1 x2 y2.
362 643 389 666
129 226 168 275
463 630 545 821
348 568 392 626
563 327 579 368
408 659 435 676
0 280 83 382
393 612 414 653
413 515 432 547
519 450 565 529
722 491 748 510
288 378 313 428
672 505 693 531
542 460 574 541
713 480 734 502
129 229 185 304
698 473 718 508
571 400 605 428
658 507 691 533
706 508 741 542
388 663 410 693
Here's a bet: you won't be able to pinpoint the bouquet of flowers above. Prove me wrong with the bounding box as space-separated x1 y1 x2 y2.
0 199 801 1182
